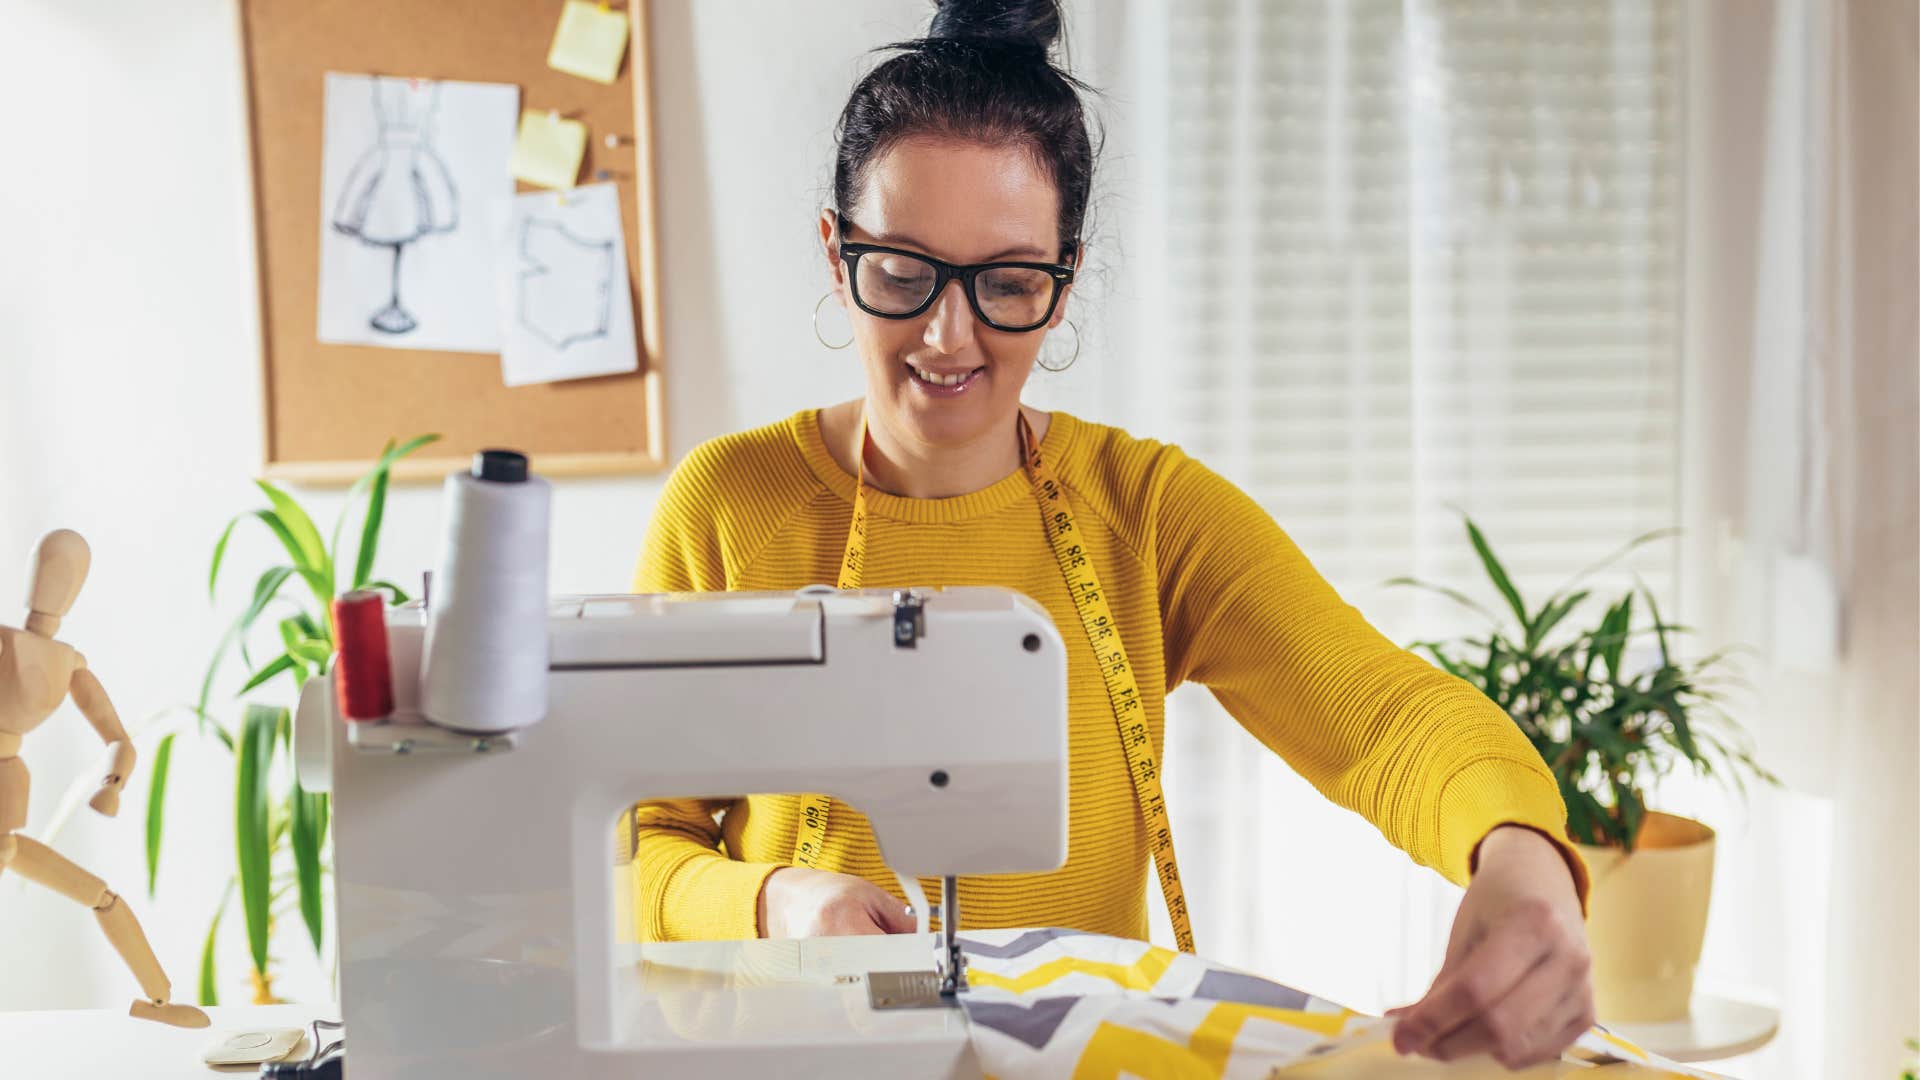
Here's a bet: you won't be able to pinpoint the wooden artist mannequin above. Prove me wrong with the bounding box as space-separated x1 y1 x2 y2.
0 529 208 1028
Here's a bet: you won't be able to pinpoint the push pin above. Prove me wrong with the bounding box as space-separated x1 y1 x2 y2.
604 133 634 149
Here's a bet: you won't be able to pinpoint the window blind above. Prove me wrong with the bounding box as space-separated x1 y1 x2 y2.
1146 0 1681 626
1086 0 1686 1003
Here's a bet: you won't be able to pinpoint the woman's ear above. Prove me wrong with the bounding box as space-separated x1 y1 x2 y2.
1048 242 1084 329
817 209 843 284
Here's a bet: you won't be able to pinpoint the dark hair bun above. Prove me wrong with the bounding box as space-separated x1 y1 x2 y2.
927 0 1062 56
832 0 1095 257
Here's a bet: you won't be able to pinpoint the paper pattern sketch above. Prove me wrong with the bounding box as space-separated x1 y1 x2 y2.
317 74 518 353
490 183 638 387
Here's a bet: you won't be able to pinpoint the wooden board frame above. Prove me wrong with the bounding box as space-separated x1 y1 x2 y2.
236 1 666 485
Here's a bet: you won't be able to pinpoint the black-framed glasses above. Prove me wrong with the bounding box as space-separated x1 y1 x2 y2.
836 213 1076 333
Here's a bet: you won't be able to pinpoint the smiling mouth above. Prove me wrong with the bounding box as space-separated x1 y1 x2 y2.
907 361 986 388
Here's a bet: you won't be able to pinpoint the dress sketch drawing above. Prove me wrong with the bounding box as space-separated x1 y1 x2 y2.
330 79 459 335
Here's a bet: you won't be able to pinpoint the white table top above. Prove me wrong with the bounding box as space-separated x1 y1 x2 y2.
1605 994 1780 1063
0 993 1775 1076
0 1003 335 1078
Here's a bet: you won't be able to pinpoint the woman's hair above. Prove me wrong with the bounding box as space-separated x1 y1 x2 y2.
831 0 1098 259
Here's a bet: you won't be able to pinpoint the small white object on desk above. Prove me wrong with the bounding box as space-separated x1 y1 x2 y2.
201 1026 305 1066
1605 994 1780 1063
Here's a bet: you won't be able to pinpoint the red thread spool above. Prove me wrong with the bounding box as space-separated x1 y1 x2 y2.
333 589 394 721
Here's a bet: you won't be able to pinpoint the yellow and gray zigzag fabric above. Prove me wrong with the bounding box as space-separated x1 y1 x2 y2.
955 929 1727 1080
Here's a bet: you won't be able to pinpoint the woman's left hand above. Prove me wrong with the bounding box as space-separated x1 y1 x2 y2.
1388 824 1594 1071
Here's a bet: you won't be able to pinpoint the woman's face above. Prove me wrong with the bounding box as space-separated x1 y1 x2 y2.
819 137 1072 451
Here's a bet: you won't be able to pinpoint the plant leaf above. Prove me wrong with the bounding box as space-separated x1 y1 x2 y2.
352 462 392 592
290 611 328 648
352 434 437 590
1612 776 1646 851
197 566 295 741
236 705 281 978
1411 642 1469 679
254 481 328 573
237 653 298 697
286 639 333 665
1544 527 1680 609
254 482 334 603
365 579 411 605
244 509 333 608
199 880 234 1007
289 780 328 957
1464 517 1530 630
1383 576 1500 624
328 434 440 568
1601 593 1634 679
1638 578 1673 668
374 432 442 473
208 517 240 603
1525 590 1590 651
143 733 175 897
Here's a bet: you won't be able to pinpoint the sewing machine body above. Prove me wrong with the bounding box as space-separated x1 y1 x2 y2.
297 586 1068 1078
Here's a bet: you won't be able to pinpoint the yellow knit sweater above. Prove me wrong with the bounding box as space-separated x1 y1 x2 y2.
628 409 1585 943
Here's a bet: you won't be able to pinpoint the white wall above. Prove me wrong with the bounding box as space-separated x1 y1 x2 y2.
0 0 1114 1009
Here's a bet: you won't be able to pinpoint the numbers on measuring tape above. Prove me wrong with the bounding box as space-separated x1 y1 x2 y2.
1018 414 1195 955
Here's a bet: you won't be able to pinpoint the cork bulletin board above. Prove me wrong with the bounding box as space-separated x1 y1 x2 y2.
238 0 665 483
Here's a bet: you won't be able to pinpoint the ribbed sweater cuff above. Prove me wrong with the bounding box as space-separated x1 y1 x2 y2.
661 856 786 941
1436 756 1592 914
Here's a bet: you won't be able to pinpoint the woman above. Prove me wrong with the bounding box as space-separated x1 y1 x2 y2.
631 0 1594 1069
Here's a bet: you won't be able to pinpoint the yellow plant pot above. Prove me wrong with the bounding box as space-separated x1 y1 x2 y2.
1575 811 1716 1024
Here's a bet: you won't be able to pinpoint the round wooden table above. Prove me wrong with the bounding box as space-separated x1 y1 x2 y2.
1605 994 1780 1063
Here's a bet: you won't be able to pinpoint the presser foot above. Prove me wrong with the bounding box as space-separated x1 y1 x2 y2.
869 874 968 1010
866 969 956 1011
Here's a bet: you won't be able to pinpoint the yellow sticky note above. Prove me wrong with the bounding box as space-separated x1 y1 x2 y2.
548 0 630 85
509 110 588 190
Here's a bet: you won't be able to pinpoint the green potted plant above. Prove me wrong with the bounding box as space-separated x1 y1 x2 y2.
1391 517 1776 1023
144 435 436 1004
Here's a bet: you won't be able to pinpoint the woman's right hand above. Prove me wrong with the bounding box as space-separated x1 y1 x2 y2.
757 866 916 938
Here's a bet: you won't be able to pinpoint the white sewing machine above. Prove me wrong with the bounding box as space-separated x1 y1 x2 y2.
290 451 1069 1079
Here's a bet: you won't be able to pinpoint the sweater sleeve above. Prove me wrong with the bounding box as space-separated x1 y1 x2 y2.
1155 452 1589 903
625 449 787 942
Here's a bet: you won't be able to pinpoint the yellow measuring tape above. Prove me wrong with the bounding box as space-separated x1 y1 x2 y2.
797 409 1195 954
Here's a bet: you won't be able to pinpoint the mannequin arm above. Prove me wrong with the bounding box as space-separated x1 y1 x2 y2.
70 662 135 816
70 662 130 744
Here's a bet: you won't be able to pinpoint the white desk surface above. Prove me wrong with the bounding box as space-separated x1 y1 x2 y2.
0 1004 334 1079
0 996 1765 1078
1606 994 1780 1063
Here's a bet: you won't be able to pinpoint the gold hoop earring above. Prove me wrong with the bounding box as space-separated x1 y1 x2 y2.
813 291 853 350
1035 318 1080 373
